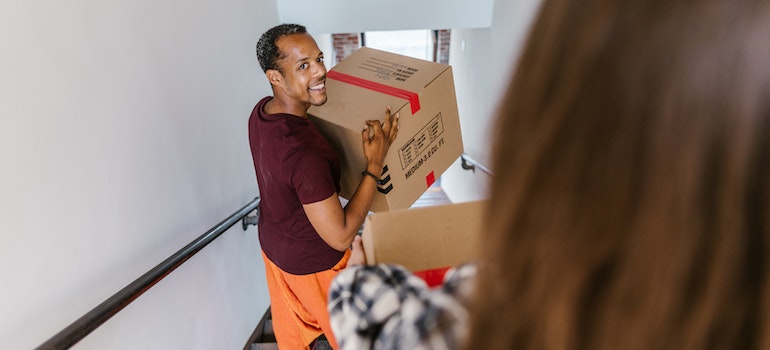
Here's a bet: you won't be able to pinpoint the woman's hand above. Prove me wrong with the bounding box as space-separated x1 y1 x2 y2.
347 235 367 266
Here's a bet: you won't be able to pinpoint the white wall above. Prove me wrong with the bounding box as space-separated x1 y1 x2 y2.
0 0 277 349
441 0 543 203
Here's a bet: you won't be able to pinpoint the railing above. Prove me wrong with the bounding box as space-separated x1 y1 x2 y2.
36 197 261 350
460 153 494 177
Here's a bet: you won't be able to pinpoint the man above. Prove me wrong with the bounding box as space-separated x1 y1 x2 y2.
248 23 398 349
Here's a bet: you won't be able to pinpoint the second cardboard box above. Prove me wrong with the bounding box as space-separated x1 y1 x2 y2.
361 200 486 272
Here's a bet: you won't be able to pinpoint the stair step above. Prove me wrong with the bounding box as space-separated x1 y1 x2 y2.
244 307 275 350
411 184 452 208
311 338 333 350
261 320 275 342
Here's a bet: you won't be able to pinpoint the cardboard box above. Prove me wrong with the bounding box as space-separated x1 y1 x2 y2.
308 47 463 212
361 200 487 272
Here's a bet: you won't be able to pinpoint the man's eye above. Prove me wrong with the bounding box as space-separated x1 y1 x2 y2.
300 63 309 69
317 57 324 63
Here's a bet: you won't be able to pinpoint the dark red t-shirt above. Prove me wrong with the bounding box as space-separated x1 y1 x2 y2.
248 96 344 275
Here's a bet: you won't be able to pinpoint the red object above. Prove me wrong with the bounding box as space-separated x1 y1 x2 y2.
413 266 451 287
425 171 436 188
327 70 421 114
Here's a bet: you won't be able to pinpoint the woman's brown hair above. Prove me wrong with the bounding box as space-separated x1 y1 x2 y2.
468 0 770 349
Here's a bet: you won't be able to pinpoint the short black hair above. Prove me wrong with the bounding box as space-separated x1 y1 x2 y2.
256 23 307 73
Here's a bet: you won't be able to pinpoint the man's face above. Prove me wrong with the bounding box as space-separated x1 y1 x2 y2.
273 33 327 107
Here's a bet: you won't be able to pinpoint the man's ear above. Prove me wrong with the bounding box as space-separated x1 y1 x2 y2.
266 69 282 86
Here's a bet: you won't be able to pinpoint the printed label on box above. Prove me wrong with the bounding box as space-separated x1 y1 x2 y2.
360 57 419 82
400 113 447 179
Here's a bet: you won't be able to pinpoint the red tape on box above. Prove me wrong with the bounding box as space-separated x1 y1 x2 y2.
413 266 451 288
327 70 421 114
426 171 436 188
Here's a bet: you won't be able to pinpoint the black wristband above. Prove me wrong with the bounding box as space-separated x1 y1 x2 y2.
361 170 381 184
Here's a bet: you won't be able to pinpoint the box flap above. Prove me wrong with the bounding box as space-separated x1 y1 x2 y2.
332 47 449 92
310 47 451 130
361 200 487 271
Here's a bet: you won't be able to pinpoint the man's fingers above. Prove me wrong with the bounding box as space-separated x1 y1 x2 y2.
368 120 383 134
363 107 399 144
362 120 382 141
383 106 393 128
389 112 399 141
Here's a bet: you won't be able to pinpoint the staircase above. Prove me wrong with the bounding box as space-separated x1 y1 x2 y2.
244 307 275 350
245 307 332 350
411 181 452 207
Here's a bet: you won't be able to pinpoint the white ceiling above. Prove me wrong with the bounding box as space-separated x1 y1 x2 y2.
276 0 494 33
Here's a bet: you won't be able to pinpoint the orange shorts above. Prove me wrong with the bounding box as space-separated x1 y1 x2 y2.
262 249 350 350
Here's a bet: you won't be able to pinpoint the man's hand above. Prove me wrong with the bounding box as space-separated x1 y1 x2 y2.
302 106 400 252
361 106 399 175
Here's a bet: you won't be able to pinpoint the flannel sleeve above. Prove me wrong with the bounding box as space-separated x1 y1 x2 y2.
328 263 476 350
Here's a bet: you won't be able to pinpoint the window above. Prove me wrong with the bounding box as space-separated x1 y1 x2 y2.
362 29 433 61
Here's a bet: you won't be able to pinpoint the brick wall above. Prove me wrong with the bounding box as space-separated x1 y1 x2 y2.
436 29 451 64
331 33 361 66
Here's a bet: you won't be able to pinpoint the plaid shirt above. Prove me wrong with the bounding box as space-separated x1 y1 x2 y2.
328 263 476 350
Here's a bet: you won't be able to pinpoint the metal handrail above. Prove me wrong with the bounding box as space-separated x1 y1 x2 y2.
36 196 261 350
460 153 494 176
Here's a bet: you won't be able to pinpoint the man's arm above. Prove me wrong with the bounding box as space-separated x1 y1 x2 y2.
303 107 399 251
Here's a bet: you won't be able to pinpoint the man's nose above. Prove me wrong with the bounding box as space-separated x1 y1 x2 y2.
312 61 327 77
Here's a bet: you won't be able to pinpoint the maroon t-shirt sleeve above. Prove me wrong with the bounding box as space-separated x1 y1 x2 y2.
284 148 338 205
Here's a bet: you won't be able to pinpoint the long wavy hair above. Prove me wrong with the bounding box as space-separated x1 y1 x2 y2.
468 0 770 348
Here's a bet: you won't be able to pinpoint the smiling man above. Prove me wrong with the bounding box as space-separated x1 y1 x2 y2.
248 24 398 349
